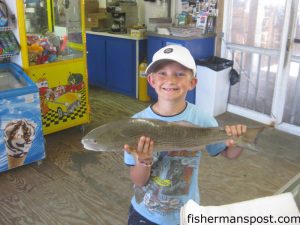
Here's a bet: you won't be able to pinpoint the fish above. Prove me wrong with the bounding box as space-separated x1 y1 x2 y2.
81 118 264 153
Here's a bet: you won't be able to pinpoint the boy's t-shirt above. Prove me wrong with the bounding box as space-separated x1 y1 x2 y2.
124 102 226 225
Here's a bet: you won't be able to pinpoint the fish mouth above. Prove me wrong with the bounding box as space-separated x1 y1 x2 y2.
82 144 98 151
81 138 99 151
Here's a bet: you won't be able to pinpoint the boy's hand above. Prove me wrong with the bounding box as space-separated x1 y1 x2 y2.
124 136 154 164
224 124 247 147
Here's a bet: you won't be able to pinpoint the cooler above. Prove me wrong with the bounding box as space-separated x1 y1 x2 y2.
0 63 45 172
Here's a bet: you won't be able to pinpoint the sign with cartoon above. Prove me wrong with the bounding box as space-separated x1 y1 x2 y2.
28 61 90 135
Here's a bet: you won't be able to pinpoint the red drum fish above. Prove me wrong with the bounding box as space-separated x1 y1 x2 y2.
81 118 264 152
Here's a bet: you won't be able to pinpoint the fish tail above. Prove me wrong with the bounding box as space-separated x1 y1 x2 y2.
236 127 264 152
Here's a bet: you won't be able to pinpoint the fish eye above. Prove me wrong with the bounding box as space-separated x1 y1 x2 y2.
92 139 97 144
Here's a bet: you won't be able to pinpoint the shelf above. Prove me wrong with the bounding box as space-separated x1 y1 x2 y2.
0 53 19 59
0 27 20 59
0 27 13 32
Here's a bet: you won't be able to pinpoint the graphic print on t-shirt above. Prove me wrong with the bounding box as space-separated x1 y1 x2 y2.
134 151 199 215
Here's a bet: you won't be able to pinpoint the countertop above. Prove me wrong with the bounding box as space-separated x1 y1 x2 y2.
85 31 147 41
146 31 216 40
85 30 215 41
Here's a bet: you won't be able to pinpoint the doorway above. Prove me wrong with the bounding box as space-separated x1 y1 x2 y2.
222 0 300 136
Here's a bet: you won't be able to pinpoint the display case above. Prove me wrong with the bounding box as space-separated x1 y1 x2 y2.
16 0 90 135
0 63 45 172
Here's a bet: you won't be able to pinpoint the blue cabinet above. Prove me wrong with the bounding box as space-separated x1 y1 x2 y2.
87 33 147 98
147 34 215 103
106 38 136 96
86 34 106 87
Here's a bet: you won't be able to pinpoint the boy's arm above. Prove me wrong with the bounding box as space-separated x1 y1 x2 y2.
221 124 246 159
221 143 243 159
129 162 152 187
205 124 246 159
124 136 154 187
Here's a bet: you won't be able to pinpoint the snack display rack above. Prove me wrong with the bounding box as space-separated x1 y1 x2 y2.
0 7 19 60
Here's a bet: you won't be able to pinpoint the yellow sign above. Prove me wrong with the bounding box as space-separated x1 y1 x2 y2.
25 60 90 135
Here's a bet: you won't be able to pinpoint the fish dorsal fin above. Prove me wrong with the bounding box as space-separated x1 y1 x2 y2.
172 120 200 128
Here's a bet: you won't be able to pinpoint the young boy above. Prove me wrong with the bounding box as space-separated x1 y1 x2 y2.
124 45 246 225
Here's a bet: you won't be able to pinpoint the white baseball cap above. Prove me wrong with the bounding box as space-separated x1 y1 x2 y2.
145 45 197 76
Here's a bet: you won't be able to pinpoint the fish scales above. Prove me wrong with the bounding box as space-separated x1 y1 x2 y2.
127 122 226 150
121 120 202 149
82 119 263 152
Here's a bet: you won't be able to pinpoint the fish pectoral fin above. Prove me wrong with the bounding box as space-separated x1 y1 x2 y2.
237 143 259 152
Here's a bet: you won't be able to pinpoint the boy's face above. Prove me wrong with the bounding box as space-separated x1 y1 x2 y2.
147 61 197 102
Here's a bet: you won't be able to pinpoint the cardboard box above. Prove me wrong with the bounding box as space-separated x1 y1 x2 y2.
98 8 107 13
86 17 98 28
88 12 107 20
86 12 108 29
130 28 146 38
85 1 99 15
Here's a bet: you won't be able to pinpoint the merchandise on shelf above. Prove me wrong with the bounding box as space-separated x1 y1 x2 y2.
27 33 60 65
176 0 217 34
0 0 8 27
0 30 20 57
26 32 85 65
0 1 20 59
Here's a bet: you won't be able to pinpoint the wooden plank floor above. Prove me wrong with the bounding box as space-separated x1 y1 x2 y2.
0 87 299 225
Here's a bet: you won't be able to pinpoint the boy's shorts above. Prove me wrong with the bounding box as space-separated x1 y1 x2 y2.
128 204 158 225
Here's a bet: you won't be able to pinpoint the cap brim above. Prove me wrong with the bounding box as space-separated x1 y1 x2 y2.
145 59 196 76
145 59 173 75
